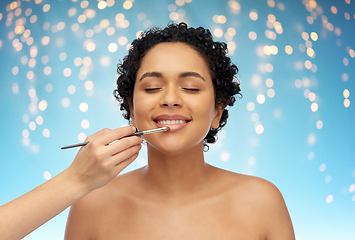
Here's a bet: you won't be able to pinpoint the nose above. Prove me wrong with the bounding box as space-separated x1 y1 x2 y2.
160 84 183 108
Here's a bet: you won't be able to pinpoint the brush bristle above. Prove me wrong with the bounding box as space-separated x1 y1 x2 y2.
166 126 170 131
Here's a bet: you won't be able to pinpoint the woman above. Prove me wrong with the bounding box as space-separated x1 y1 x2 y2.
0 23 294 239
65 23 295 239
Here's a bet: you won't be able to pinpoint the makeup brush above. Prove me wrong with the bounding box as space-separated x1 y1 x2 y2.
61 126 170 150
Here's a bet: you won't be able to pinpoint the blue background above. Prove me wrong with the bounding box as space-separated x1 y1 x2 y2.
0 0 354 239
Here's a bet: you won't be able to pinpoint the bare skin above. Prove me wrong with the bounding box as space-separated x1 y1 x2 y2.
65 43 295 239
0 126 142 240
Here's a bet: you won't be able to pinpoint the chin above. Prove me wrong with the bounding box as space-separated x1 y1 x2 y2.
146 139 204 156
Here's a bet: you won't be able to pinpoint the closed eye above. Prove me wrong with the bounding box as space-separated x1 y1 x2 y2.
145 88 161 92
183 88 200 92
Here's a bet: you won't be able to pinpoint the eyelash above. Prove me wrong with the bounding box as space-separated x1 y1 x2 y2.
144 88 200 92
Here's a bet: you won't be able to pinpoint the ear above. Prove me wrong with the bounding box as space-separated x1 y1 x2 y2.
211 102 225 129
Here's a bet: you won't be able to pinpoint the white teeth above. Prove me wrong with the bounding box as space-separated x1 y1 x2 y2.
157 120 188 124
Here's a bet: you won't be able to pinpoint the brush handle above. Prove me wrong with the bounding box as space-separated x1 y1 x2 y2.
61 127 168 150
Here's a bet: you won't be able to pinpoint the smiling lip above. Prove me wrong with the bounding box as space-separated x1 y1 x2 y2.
153 114 191 131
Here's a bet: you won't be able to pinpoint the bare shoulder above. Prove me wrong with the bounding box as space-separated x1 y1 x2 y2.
65 168 144 239
212 167 295 240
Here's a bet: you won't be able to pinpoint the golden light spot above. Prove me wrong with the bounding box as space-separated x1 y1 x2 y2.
123 1 133 10
106 27 115 36
12 66 19 75
349 49 355 58
14 25 25 34
267 0 275 8
307 16 314 24
249 11 258 21
169 12 179 21
307 48 315 58
84 9 96 19
266 78 274 88
44 66 51 75
68 7 77 17
83 57 92 66
345 0 350 4
344 99 350 108
79 102 89 112
330 6 337 14
116 13 125 22
255 124 264 134
229 0 241 13
175 0 185 6
342 73 349 82
247 102 255 111
285 45 293 54
120 20 129 28
327 22 334 31
334 27 341 36
316 120 323 129
270 45 278 55
305 60 312 69
214 28 223 38
257 94 266 104
78 14 86 23
277 2 285 10
98 1 107 10
268 14 276 22
63 68 72 77
80 0 89 8
85 81 94 90
224 33 233 41
321 15 328 23
107 0 115 7
100 19 110 28
265 63 273 72
344 12 350 20
308 92 316 101
311 64 317 73
87 42 96 51
28 59 36 68
311 102 318 112
217 15 227 24
38 100 48 111
227 41 236 51
118 36 128 45
43 4 50 12
108 42 118 52
23 29 31 38
343 89 350 98
310 32 318 41
264 46 271 55
302 32 309 40
68 85 76 94
248 31 257 40
343 58 349 66
81 119 90 129
267 89 275 98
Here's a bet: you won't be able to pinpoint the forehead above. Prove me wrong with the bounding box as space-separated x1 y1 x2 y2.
137 42 210 76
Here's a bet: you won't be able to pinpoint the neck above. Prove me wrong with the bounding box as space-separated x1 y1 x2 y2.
142 142 212 201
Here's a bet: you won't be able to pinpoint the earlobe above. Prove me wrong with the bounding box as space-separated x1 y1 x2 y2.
211 104 224 129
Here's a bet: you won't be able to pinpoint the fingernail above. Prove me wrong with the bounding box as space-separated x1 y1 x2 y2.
132 126 136 132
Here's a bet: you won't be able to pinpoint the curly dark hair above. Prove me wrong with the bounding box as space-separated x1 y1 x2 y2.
114 22 241 151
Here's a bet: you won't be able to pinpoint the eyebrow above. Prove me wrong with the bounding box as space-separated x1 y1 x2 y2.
139 71 205 82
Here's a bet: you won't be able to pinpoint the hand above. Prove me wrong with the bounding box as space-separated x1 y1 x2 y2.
67 126 142 192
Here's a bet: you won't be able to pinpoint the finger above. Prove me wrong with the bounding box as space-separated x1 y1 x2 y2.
109 144 141 167
113 151 140 174
106 136 142 156
96 126 136 146
85 128 111 142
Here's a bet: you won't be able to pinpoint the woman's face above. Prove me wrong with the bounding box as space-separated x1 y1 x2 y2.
130 42 223 154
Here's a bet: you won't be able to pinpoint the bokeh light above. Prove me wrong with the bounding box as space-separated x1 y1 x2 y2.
1 1 354 239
